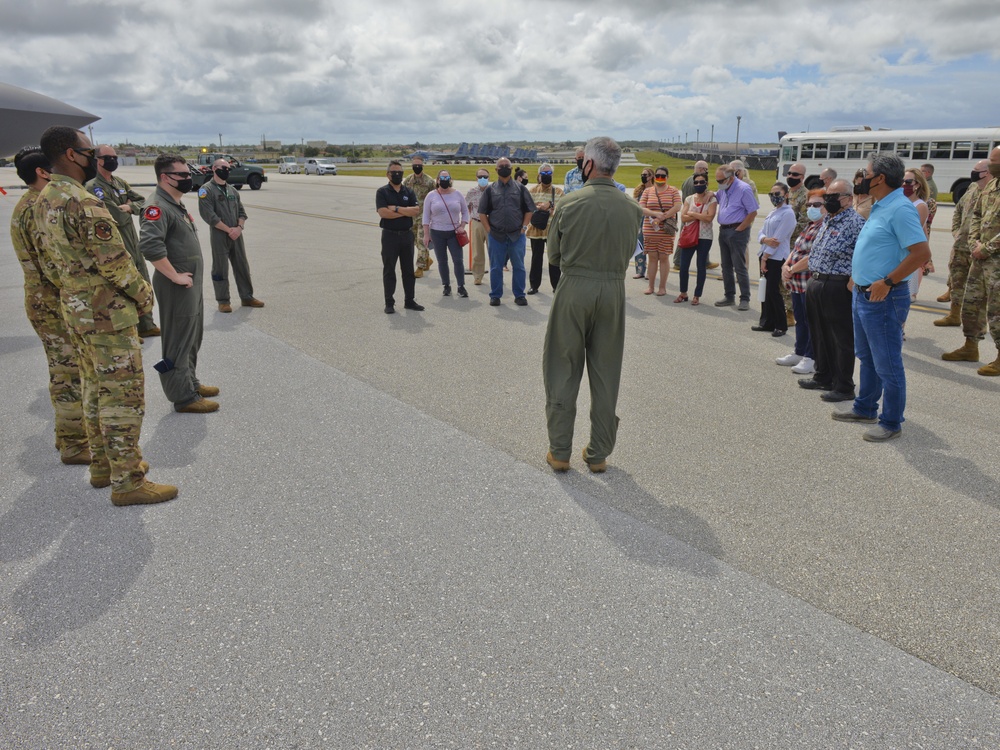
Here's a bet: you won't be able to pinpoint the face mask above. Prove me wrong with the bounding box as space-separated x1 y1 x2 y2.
859 177 872 195
716 177 730 190
215 167 230 181
477 177 489 187
75 152 98 183
988 164 1000 178
173 176 194 194
806 206 823 221
853 183 866 195
496 166 512 178
412 164 423 175
823 195 843 214
902 183 914 197
540 174 552 185
576 158 584 170
581 161 592 184
786 175 802 188
101 156 119 173
389 171 404 185
519 177 529 186
439 179 451 189
654 176 667 185
769 194 785 207
641 174 649 184
971 170 983 182
693 184 707 194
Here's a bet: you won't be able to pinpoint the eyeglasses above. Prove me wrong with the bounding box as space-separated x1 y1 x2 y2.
826 193 848 200
162 171 190 178
807 202 824 207
902 179 915 185
787 171 803 177
73 147 96 159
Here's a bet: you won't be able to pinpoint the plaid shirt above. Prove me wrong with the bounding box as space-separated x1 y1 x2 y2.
785 219 821 293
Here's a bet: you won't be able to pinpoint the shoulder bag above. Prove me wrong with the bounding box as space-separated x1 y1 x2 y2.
436 189 469 247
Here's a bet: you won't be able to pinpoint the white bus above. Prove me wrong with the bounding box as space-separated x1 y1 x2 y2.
777 127 1000 202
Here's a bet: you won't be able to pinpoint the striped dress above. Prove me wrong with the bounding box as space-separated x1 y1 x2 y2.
639 185 680 254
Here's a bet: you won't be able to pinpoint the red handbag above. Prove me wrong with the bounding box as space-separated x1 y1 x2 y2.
678 218 700 249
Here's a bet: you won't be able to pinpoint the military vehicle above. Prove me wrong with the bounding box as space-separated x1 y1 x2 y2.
191 153 267 190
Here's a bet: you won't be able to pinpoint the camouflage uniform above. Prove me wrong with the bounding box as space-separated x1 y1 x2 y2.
950 183 980 315
404 171 436 273
33 174 154 493
197 179 255 304
9 188 88 460
88 172 156 333
965 176 1000 356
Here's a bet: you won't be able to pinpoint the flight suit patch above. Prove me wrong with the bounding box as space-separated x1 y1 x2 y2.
143 206 162 221
94 220 114 241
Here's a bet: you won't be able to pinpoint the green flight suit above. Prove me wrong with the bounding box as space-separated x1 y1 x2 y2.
9 188 88 459
542 177 644 464
88 172 155 332
139 188 206 408
197 179 254 304
34 174 154 493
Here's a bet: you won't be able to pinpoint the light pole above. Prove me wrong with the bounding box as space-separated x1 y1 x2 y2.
710 124 715 157
735 116 742 159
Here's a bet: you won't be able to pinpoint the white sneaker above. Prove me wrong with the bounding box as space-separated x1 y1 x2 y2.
776 353 802 366
792 357 815 374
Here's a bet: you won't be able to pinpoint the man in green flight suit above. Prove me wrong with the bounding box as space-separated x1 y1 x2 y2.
542 136 645 473
88 144 159 337
140 154 220 413
35 126 177 506
9 146 89 465
198 158 264 313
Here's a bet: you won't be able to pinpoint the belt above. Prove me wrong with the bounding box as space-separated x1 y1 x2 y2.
719 222 742 229
382 228 411 235
812 273 850 282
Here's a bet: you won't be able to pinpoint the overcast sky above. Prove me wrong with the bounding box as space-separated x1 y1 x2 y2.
2 0 998 148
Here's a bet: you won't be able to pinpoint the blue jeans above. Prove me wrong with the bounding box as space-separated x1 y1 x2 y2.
791 291 813 358
488 234 526 299
852 285 910 432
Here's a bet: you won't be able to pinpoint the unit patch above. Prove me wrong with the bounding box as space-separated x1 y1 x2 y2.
143 206 162 221
93 186 105 199
94 220 114 241
198 187 208 199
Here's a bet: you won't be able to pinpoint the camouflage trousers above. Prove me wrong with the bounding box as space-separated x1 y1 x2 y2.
27 311 88 459
948 243 972 310
412 217 430 271
125 239 156 333
70 328 146 493
961 255 1000 344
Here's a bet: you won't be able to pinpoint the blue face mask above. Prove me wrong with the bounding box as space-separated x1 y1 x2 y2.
806 206 823 222
477 177 489 187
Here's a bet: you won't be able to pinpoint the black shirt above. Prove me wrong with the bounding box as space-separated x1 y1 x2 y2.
376 183 418 231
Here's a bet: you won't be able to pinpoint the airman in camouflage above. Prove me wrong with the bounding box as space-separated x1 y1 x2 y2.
955 147 1000 376
9 147 89 464
34 126 176 506
404 156 436 277
937 160 988 331
88 145 159 336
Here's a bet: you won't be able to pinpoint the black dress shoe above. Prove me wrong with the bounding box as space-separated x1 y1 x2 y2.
526 288 538 295
771 329 787 337
489 297 500 306
384 305 395 314
798 378 832 390
404 301 425 311
514 296 528 306
751 325 773 332
820 390 855 402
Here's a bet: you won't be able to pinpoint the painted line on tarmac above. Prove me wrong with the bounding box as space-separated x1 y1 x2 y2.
241 203 380 227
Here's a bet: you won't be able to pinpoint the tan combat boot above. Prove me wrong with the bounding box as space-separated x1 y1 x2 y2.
932 302 961 327
941 338 980 362
977 355 1000 377
546 452 570 472
111 480 179 506
936 288 951 303
176 398 219 414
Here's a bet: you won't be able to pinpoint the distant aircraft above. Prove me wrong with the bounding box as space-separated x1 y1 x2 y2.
0 81 99 157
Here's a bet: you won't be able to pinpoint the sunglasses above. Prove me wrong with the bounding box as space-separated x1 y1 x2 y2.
162 171 190 178
787 171 803 177
902 179 915 185
73 147 96 158
693 181 707 185
768 192 784 198
807 202 824 207
540 170 553 176
654 174 667 179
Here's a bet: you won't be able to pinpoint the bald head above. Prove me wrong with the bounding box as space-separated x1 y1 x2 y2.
694 160 708 175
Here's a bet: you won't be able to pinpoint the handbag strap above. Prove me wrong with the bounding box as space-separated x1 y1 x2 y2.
435 189 461 232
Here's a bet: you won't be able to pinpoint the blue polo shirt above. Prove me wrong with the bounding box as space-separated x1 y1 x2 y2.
852 188 927 286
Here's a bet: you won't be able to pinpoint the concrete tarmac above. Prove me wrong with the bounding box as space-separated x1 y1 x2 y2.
1 168 997 748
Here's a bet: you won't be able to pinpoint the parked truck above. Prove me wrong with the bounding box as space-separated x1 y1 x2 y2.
191 153 268 190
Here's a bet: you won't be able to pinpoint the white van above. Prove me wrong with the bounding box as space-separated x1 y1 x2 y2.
278 156 301 174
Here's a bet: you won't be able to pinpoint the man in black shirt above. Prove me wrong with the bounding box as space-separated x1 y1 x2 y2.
375 161 424 314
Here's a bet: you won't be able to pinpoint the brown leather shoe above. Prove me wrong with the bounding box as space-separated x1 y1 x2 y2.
176 398 220 414
138 326 161 337
91 460 149 489
218 302 233 313
61 450 92 465
197 384 220 397
546 451 570 472
241 297 265 308
111 480 178 507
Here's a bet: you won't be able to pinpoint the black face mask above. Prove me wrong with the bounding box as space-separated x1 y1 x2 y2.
972 170 983 182
858 176 872 195
496 166 512 178
540 174 552 185
439 179 451 189
214 167 230 181
576 158 584 170
101 156 119 173
786 175 802 188
412 164 423 175
581 161 593 184
173 176 194 194
77 153 98 183
389 171 404 185
823 195 843 214
693 184 707 194
853 183 866 196
641 174 649 184
519 177 529 185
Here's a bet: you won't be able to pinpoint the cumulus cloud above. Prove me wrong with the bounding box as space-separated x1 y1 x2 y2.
0 0 997 149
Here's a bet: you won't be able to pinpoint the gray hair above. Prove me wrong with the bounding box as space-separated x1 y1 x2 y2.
538 162 553 173
866 152 904 189
583 136 621 176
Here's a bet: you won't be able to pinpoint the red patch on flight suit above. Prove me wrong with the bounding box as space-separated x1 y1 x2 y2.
143 206 162 221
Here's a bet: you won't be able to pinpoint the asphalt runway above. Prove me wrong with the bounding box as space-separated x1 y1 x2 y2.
1 167 997 747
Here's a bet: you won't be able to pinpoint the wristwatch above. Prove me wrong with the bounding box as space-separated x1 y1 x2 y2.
882 276 896 288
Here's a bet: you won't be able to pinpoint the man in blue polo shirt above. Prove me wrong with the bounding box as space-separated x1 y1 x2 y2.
834 153 930 442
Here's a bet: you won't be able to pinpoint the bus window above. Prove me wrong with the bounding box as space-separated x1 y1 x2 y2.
879 142 895 152
912 142 929 159
781 145 797 162
973 142 991 158
847 143 863 159
830 143 846 158
895 143 911 159
814 143 828 159
801 143 813 159
952 141 971 159
930 141 951 159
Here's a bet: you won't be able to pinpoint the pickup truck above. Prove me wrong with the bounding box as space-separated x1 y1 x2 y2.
192 153 268 190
